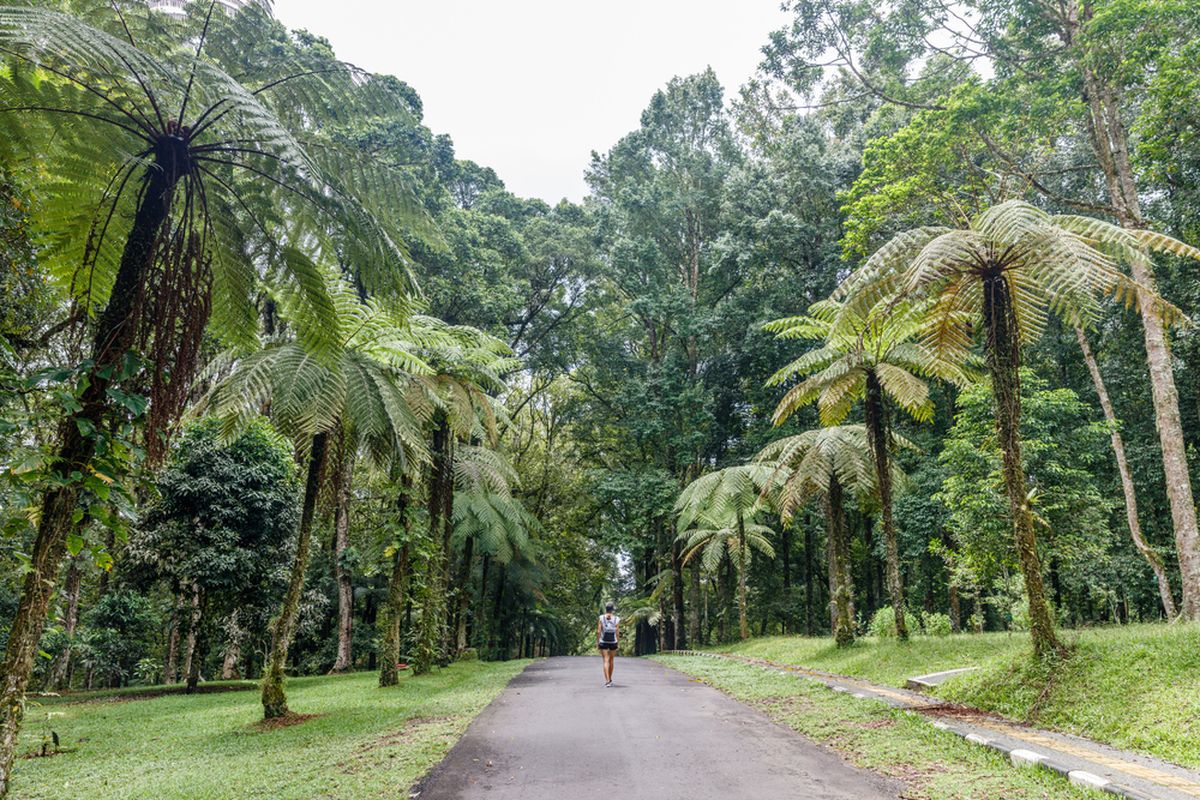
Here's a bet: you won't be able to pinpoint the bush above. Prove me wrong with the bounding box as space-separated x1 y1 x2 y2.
921 611 953 637
457 647 479 662
868 606 910 638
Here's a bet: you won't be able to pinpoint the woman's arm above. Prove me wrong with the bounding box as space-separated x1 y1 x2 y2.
596 618 602 640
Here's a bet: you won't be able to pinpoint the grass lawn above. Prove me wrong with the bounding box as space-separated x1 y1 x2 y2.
654 654 1098 800
12 660 529 800
711 622 1200 768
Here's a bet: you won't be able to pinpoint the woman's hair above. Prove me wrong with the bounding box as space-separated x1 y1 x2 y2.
604 602 615 612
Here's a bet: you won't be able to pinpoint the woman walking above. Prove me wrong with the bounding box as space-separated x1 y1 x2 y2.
597 602 619 687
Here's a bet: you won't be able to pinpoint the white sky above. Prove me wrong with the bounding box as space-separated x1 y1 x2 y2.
270 1 790 203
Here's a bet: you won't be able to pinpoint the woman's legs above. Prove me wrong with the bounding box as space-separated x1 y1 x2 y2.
603 649 614 683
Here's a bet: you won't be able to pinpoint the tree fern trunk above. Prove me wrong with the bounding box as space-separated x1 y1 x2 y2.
826 481 855 647
331 443 355 672
454 536 475 653
982 275 1059 658
865 374 908 640
1075 327 1177 618
381 480 413 687
262 432 328 719
0 144 187 795
737 512 749 640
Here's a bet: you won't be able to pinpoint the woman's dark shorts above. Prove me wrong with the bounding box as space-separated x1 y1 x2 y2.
598 642 618 651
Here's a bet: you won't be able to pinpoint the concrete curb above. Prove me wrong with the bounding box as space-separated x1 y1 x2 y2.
659 650 1167 800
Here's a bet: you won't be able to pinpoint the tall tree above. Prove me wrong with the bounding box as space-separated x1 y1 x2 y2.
765 298 969 639
840 201 1187 655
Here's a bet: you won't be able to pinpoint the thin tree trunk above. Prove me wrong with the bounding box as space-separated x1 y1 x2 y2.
0 143 187 795
983 275 1060 657
165 592 183 683
1069 24 1200 617
826 480 854 647
671 535 686 649
381 480 413 687
687 559 701 645
865 376 908 639
181 584 202 692
437 428 455 666
737 513 749 641
804 522 815 636
261 431 328 719
221 610 241 680
1076 327 1177 618
185 586 204 694
331 442 355 672
47 559 83 691
454 536 475 654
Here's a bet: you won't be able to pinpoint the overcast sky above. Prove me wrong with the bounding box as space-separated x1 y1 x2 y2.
270 1 789 204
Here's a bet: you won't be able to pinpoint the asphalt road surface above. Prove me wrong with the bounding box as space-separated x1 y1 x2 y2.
414 656 900 800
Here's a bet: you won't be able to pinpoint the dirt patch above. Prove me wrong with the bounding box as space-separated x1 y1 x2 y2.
250 712 323 732
339 715 460 774
859 718 895 729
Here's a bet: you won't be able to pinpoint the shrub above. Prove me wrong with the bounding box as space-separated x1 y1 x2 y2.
868 606 910 638
922 611 953 637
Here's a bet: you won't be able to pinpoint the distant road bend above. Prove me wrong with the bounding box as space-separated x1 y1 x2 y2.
415 655 899 799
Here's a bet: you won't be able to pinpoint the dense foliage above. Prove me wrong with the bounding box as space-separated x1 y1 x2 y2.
2 0 1200 793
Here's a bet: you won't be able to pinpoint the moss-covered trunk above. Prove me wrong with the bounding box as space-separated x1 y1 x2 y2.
982 274 1059 658
826 479 854 647
380 478 412 686
331 442 355 672
865 373 908 640
261 431 328 719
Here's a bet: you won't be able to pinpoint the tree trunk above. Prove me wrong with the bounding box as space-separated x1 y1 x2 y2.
261 431 328 719
165 592 183 683
826 480 855 647
865 375 908 639
687 559 701 645
1069 25 1200 618
182 584 202 693
671 535 687 649
736 513 750 640
221 610 241 680
331 443 355 672
454 536 475 654
437 426 455 666
982 275 1060 657
380 481 413 687
804 522 815 636
1076 327 1178 618
47 559 83 691
0 141 188 795
949 583 961 633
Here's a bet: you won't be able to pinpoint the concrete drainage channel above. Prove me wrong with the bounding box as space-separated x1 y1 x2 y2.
660 650 1200 800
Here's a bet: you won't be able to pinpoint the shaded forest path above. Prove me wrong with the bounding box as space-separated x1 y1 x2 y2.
413 656 899 799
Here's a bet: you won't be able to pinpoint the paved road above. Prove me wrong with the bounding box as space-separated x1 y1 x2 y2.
414 656 899 800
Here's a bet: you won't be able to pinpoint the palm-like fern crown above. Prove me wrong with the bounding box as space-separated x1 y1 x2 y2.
409 319 520 446
765 297 972 427
674 465 778 572
831 201 1195 367
755 424 910 522
0 4 425 349
674 464 775 531
452 446 538 565
200 282 453 468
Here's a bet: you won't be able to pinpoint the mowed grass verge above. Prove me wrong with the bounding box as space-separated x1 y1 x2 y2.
710 622 1200 768
654 654 1097 800
13 660 530 800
